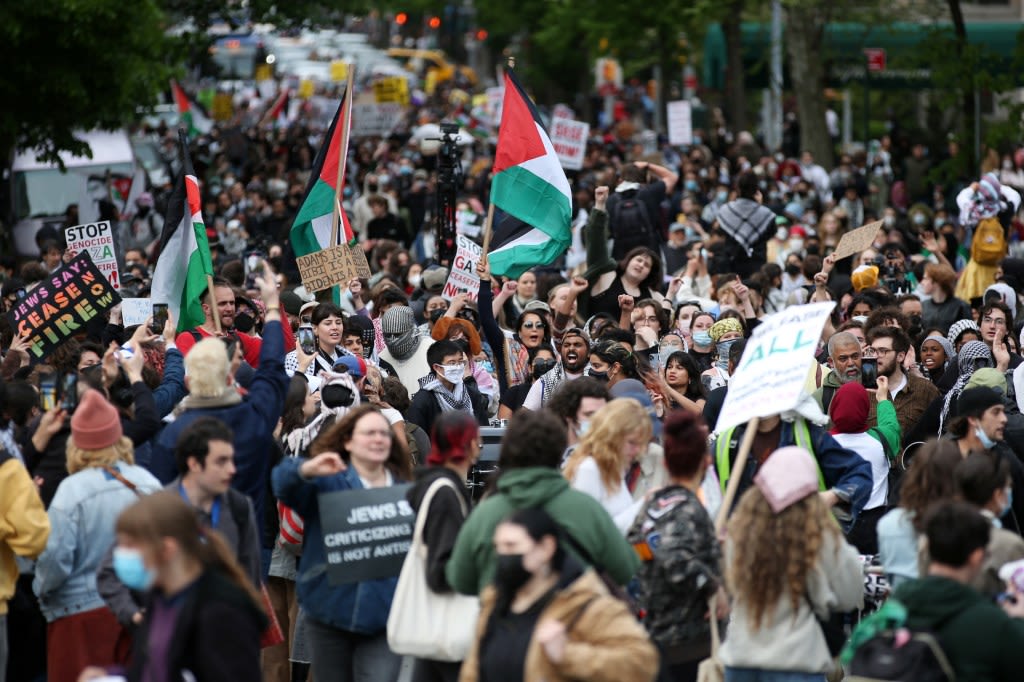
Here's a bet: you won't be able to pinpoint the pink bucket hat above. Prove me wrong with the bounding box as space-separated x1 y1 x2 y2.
754 446 820 513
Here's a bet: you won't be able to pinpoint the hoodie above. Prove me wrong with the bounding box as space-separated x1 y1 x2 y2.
445 467 639 595
893 575 1024 681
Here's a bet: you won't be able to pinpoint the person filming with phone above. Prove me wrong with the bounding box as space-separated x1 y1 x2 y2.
865 326 939 439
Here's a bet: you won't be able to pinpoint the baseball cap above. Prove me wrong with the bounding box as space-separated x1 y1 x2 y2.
333 354 367 378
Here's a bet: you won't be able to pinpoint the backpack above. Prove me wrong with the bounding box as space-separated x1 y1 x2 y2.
845 600 956 682
609 191 656 259
970 217 1007 266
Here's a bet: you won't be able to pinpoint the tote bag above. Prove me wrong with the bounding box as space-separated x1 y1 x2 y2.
387 477 480 661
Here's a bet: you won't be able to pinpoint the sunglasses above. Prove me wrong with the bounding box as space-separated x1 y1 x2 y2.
521 321 546 330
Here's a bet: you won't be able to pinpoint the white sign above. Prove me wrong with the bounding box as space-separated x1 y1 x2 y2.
65 220 121 289
715 302 835 432
121 298 153 327
667 100 693 146
351 103 405 138
485 87 504 127
550 117 589 171
552 103 575 121
442 236 482 302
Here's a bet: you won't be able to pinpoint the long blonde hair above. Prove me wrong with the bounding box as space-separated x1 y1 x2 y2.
66 435 135 475
563 399 652 495
726 485 841 629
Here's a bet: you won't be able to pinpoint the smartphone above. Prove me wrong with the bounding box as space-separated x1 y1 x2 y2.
60 372 78 412
39 372 57 411
298 326 316 355
861 358 879 389
244 250 265 290
151 303 168 335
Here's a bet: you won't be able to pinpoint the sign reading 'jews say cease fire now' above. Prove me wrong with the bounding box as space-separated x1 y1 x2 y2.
6 251 121 362
715 302 835 432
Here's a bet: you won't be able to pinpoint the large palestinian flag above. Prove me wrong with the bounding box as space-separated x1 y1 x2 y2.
151 130 215 332
488 70 572 278
171 80 213 138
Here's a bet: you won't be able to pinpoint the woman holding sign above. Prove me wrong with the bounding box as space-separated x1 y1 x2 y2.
271 405 413 682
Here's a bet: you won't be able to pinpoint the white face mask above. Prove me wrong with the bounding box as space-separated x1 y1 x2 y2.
776 227 788 241
441 364 464 384
408 274 422 288
789 238 804 251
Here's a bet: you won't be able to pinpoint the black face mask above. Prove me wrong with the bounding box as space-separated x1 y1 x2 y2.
588 369 609 383
908 314 923 336
321 383 354 409
233 312 255 334
533 359 557 379
785 263 801 277
429 308 447 323
367 183 379 193
494 553 532 593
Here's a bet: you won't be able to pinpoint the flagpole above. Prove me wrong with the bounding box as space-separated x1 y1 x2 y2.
481 202 496 255
330 63 356 248
206 274 222 334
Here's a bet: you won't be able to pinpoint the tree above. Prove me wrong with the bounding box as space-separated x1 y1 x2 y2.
782 0 832 167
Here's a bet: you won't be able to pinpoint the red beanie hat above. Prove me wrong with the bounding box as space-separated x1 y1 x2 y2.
829 382 869 435
71 389 124 450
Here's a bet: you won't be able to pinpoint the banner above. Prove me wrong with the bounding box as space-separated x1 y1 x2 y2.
351 103 405 138
442 235 482 302
714 302 835 432
550 117 589 171
318 484 415 585
667 100 693 146
6 251 121 362
297 245 372 293
65 221 121 290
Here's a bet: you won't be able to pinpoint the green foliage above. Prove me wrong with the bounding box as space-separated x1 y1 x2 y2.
0 0 172 166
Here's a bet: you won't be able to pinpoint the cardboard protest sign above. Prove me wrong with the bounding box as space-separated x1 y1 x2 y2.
65 221 121 289
297 245 372 293
319 484 415 585
442 236 482 302
832 220 883 261
6 251 121 362
373 77 409 105
121 298 153 327
667 100 693 146
714 302 835 432
550 117 589 171
351 103 405 138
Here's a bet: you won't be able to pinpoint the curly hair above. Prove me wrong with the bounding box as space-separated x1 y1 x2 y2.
66 435 135 475
563 398 652 495
726 486 841 630
311 404 412 481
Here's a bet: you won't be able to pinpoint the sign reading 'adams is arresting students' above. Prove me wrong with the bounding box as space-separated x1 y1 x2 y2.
318 484 415 585
6 251 121 362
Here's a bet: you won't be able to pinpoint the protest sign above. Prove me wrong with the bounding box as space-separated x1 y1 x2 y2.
373 77 410 105
297 245 372 293
715 302 835 432
351 103 405 138
667 100 693 146
318 484 415 584
552 103 575 121
485 87 504 126
550 117 589 171
6 251 121 362
832 220 883 261
121 298 153 327
65 221 121 289
442 236 483 302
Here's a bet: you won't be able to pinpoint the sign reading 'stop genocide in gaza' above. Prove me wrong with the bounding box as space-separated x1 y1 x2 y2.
6 251 121 362
318 484 416 585
65 221 121 289
442 235 482 302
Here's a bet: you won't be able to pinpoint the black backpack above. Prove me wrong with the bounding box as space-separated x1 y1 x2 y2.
846 601 957 682
609 191 656 260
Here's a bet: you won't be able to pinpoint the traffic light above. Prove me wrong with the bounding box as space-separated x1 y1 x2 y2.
395 12 408 25
428 16 441 29
475 29 488 41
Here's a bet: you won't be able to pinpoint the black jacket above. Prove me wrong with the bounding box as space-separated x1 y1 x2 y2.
406 377 489 435
126 570 267 682
407 467 472 593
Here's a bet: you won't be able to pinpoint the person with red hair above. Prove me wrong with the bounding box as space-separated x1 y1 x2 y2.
404 411 480 682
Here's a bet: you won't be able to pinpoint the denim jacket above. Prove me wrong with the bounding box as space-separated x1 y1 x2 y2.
271 458 401 634
32 463 162 622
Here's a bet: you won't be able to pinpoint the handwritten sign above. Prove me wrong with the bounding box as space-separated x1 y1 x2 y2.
6 251 121 362
351 103 406 138
550 117 589 171
121 298 153 327
297 245 372 293
373 77 410 105
832 220 883 261
319 484 415 585
715 302 835 432
442 236 482 302
667 100 693 146
65 221 120 290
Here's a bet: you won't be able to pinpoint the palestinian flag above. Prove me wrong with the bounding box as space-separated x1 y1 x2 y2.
171 80 213 137
266 88 292 129
290 87 356 262
488 70 572 278
151 130 215 332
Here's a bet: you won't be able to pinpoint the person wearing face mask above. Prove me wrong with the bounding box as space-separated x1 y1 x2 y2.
77 493 267 682
459 507 658 682
701 318 744 392
406 340 489 435
380 306 435 401
700 180 731 225
953 454 1024 598
687 311 717 373
499 348 558 417
586 339 641 389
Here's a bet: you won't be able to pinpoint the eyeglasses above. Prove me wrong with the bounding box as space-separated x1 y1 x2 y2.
868 347 895 357
982 316 1007 326
521 321 546 330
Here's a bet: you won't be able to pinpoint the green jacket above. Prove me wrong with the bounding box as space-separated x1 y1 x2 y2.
893 575 1024 681
445 467 640 595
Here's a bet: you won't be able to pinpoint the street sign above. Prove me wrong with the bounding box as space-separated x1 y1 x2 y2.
864 48 886 73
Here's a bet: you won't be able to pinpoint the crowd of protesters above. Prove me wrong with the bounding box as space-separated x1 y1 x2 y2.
6 75 1024 682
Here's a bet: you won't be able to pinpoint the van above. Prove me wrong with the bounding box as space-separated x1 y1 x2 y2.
9 130 136 257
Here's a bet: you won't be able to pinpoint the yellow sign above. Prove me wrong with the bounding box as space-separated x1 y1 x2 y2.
330 60 349 82
255 64 272 82
373 77 409 105
212 93 234 121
